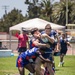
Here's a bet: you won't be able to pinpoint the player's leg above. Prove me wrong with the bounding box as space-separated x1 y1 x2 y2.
35 57 43 75
18 67 25 75
61 50 67 67
41 65 45 75
42 52 54 75
58 53 64 67
58 53 62 67
42 54 54 75
60 53 64 62
25 63 35 75
47 62 54 75
16 56 25 75
41 62 47 75
52 51 55 72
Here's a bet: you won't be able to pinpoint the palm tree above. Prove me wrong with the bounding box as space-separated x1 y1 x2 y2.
56 0 75 26
39 0 53 21
25 0 40 18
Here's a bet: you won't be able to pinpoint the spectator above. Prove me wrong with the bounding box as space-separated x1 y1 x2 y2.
17 28 29 55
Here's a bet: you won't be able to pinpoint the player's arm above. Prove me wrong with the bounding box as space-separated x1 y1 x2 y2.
67 42 71 47
36 51 52 63
32 39 50 48
26 39 30 49
41 34 54 44
47 35 55 44
26 35 30 49
39 54 52 63
17 35 20 49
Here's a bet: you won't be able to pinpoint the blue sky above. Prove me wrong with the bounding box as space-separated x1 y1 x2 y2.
0 0 60 18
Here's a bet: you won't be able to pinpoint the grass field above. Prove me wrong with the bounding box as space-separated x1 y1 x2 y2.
0 55 75 75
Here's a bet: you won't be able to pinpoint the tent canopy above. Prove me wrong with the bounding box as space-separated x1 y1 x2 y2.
9 18 65 49
9 18 65 31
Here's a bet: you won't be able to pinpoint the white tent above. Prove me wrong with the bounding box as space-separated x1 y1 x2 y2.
9 18 65 49
9 18 65 31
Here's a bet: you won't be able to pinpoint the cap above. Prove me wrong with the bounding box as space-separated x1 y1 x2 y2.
22 28 27 32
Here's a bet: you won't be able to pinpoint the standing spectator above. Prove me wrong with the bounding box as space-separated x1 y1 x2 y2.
18 28 29 55
58 33 71 67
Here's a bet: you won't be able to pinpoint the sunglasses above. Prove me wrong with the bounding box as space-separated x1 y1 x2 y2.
45 28 51 29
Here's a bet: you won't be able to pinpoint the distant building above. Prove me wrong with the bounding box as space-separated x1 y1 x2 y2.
0 32 18 51
60 0 75 2
66 24 75 37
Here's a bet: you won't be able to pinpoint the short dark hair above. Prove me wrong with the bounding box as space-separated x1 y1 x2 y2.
31 28 38 35
62 33 66 37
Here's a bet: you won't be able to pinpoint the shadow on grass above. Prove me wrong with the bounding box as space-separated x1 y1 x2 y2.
55 68 60 71
61 65 74 68
12 74 20 75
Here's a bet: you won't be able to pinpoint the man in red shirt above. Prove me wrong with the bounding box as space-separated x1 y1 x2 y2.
18 28 29 55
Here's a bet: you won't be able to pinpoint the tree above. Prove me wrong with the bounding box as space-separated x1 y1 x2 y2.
54 1 75 26
0 8 26 33
39 0 53 21
25 0 40 18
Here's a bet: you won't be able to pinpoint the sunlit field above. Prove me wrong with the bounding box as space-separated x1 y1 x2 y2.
0 55 75 75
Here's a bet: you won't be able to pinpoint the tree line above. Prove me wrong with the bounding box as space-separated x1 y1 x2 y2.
0 0 75 33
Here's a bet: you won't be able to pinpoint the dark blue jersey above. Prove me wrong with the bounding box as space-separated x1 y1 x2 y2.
60 39 68 51
21 47 40 61
41 30 57 39
41 30 57 51
16 47 40 67
29 37 38 49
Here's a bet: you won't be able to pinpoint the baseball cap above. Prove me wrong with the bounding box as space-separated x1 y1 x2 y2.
22 28 27 32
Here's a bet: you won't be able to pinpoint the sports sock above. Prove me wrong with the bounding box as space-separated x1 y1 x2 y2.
29 73 34 75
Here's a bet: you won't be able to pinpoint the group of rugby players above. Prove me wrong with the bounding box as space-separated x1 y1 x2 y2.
16 24 71 75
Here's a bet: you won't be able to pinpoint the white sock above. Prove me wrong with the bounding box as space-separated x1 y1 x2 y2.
63 61 64 63
30 73 34 75
60 62 62 65
52 61 55 63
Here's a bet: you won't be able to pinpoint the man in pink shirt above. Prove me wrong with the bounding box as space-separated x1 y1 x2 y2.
18 28 29 55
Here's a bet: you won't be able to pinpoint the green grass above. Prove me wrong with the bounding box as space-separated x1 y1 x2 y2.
0 55 75 75
55 56 75 75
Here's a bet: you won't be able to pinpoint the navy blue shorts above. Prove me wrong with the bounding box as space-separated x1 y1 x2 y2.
42 53 53 61
60 49 67 55
18 47 27 52
42 47 53 61
42 53 50 59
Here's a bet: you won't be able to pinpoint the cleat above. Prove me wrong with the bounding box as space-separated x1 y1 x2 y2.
62 62 64 67
58 64 61 67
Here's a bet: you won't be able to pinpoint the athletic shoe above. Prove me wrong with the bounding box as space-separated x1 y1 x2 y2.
58 62 64 67
62 62 64 67
58 64 61 67
58 62 62 67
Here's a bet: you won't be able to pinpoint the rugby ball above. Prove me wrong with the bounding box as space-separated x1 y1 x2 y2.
41 34 49 43
41 37 48 43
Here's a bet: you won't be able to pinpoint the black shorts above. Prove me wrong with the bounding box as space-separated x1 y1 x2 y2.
18 47 27 52
60 49 67 55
